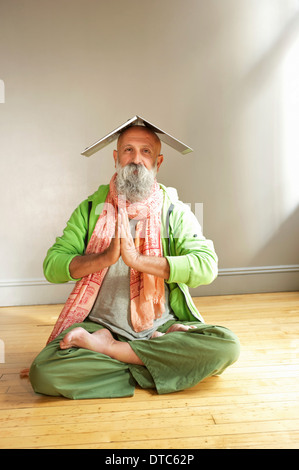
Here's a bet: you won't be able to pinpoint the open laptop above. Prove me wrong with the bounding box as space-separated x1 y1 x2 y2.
81 115 193 157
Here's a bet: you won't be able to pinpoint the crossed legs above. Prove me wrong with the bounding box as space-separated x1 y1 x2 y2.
29 320 240 399
59 323 197 365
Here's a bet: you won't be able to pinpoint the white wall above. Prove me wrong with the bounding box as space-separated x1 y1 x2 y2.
0 0 298 306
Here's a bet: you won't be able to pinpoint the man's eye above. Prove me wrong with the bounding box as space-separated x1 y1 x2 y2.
125 147 133 152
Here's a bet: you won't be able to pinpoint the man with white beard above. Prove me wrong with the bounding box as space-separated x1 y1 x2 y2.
29 125 240 399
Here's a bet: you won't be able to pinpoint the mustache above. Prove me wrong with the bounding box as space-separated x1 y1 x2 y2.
117 162 157 181
122 162 150 172
124 162 144 171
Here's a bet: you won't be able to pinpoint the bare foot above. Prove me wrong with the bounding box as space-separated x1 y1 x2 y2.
59 327 116 356
165 324 197 334
59 327 144 365
150 331 165 339
150 324 197 339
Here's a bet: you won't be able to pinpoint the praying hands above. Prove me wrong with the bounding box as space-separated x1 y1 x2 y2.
69 207 170 280
119 208 170 279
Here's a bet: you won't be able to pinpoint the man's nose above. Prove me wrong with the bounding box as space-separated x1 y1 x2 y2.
131 150 142 164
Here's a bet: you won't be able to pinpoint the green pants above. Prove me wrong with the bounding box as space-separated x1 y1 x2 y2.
29 320 240 399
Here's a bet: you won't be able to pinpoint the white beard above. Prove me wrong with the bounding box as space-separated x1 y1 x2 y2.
115 161 157 203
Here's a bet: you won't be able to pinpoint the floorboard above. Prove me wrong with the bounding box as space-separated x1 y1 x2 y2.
0 292 298 449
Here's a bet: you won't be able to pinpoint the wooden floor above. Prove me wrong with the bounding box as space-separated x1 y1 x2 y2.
0 292 298 449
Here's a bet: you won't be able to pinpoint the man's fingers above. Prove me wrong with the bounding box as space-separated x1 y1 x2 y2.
114 212 121 238
119 208 131 238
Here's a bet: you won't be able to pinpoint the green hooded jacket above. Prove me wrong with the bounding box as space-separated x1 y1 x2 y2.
43 184 218 323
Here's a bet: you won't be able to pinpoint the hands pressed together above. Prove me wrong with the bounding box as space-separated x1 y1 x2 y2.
69 208 170 280
104 208 141 270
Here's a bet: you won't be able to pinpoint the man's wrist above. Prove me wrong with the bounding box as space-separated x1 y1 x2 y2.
100 250 118 268
132 254 170 280
130 252 143 271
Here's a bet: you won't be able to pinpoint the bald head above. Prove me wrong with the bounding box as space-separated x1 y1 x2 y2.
117 126 162 155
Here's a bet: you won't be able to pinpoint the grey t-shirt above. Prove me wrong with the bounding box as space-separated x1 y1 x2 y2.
88 255 175 340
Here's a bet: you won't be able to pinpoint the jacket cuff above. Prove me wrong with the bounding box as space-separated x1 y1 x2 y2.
66 255 82 282
166 255 190 284
44 253 81 283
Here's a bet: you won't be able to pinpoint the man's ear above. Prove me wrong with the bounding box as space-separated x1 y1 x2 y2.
113 150 118 168
156 154 164 172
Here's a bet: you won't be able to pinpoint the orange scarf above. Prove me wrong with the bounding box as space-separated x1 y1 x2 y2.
46 174 165 344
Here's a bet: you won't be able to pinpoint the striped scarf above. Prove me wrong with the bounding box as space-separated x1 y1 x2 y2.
47 173 165 344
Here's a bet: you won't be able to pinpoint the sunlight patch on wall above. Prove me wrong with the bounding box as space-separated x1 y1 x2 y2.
281 19 299 218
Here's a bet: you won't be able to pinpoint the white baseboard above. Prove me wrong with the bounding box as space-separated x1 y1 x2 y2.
1 265 299 306
218 265 299 276
191 264 299 296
